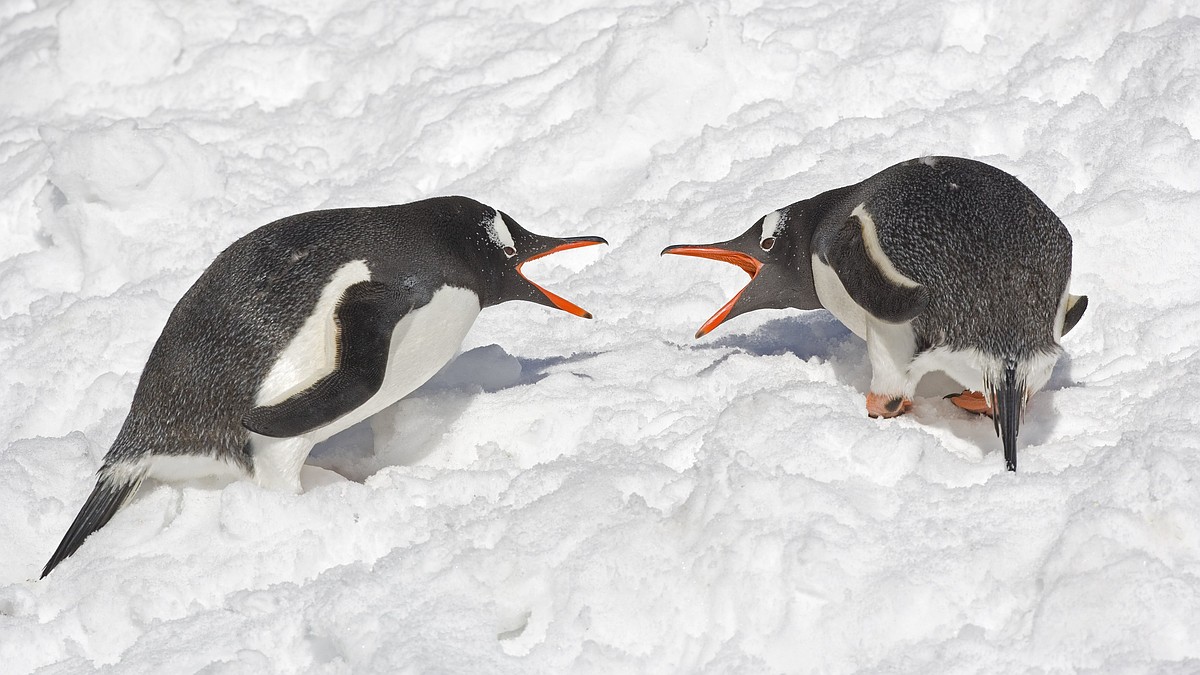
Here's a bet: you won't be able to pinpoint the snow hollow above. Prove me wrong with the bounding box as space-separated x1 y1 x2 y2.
3 0 1200 672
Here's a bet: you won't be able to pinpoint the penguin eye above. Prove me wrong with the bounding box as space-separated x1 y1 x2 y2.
760 237 775 251
503 246 517 258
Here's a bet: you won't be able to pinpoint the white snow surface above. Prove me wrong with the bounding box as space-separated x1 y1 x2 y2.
3 0 1200 672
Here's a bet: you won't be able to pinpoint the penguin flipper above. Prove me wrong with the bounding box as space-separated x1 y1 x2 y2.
1062 294 1088 336
825 211 929 324
42 469 145 578
243 281 410 438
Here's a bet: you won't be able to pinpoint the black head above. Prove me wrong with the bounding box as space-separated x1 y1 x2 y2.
468 206 607 317
662 205 819 337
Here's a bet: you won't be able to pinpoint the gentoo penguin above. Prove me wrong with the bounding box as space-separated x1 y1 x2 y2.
42 196 606 578
663 156 1087 472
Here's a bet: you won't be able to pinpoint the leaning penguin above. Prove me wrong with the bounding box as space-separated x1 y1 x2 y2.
663 156 1087 472
42 196 606 578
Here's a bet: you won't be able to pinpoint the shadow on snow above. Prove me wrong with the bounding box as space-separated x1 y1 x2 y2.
308 345 600 480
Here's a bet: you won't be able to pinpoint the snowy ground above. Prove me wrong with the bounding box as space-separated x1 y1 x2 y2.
3 0 1200 672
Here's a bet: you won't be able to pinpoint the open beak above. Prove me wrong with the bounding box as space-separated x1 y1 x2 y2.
661 244 763 338
518 236 608 318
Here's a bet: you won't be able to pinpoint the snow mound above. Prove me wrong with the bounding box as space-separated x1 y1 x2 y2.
3 0 1200 672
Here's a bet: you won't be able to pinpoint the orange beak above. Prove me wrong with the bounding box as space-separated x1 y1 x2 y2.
660 245 763 338
517 238 607 318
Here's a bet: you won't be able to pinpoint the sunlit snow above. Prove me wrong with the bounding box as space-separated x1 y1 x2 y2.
3 0 1200 672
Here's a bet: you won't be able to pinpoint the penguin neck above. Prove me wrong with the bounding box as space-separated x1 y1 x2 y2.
774 187 858 311
470 243 513 308
793 183 864 306
439 230 500 306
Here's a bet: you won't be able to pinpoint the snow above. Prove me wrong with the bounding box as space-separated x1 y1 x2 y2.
3 0 1200 671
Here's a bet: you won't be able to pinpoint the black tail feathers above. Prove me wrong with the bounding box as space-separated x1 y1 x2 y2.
989 364 1026 472
41 469 145 579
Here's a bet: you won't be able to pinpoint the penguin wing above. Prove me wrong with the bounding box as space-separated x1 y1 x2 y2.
824 211 929 324
1062 294 1088 336
243 281 411 438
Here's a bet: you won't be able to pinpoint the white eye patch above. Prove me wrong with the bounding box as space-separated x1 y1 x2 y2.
760 210 783 249
487 210 517 257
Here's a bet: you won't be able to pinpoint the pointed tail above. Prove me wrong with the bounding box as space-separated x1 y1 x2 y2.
989 364 1026 472
42 468 146 578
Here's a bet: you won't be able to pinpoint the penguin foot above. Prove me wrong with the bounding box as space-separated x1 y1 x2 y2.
946 390 993 417
866 393 912 419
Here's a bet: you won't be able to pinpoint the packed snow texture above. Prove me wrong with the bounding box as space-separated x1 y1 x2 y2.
3 0 1200 672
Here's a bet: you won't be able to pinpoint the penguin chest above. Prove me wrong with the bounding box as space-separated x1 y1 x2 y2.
321 285 481 439
811 254 868 339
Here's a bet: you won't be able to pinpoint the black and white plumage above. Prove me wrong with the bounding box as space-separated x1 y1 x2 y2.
663 156 1087 472
42 196 606 578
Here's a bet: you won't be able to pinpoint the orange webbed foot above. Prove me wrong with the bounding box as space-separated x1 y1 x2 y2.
866 392 913 419
947 390 993 417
